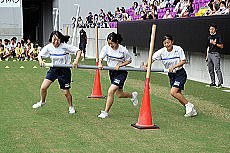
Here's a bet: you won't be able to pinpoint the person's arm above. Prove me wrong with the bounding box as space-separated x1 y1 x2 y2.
98 46 107 69
98 58 103 69
72 50 82 68
38 45 49 66
168 60 186 72
210 39 223 49
38 55 45 66
206 46 209 62
115 60 132 70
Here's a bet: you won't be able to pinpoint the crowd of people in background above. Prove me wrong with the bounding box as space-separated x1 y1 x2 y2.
0 37 40 61
75 0 229 28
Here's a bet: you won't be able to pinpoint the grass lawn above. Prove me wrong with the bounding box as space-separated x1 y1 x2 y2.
0 59 229 153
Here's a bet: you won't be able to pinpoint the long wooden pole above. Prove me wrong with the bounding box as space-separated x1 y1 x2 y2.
146 24 157 79
95 26 99 63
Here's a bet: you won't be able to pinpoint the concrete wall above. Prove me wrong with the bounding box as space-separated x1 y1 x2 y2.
0 7 22 40
83 28 230 88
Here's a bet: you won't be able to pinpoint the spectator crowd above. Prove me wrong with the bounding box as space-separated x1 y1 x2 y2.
0 37 40 61
75 0 229 28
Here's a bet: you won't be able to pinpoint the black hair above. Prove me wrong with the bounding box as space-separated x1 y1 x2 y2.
107 32 123 44
48 31 66 43
220 1 226 7
34 43 39 48
11 37 17 41
209 23 217 29
162 34 173 42
4 39 9 42
0 39 2 42
64 35 70 43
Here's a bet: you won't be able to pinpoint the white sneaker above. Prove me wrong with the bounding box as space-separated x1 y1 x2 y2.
32 101 45 108
184 103 197 117
69 106 76 114
131 92 138 106
98 111 109 119
184 108 197 117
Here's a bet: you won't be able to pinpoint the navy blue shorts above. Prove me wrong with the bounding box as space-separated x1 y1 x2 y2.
168 68 187 90
46 67 71 89
109 70 128 89
79 43 86 53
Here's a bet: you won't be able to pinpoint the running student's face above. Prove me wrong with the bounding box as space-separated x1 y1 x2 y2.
108 40 119 50
209 26 216 35
52 35 61 48
163 39 173 49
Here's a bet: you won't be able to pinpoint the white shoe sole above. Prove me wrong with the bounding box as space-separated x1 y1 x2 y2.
184 111 197 117
131 92 138 106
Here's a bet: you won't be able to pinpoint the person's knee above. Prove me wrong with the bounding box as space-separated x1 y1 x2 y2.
63 90 71 97
40 86 47 92
170 90 177 97
108 88 116 97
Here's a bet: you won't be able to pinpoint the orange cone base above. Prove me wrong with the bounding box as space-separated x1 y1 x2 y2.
131 123 160 130
87 95 106 99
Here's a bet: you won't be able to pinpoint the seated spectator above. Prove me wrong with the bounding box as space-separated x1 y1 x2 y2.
29 43 40 60
99 16 108 28
208 0 220 14
3 39 11 61
115 7 121 17
20 40 27 60
181 0 194 17
146 11 155 19
140 10 148 20
106 11 114 22
150 4 158 19
158 0 166 9
202 0 215 16
132 2 141 15
93 14 100 27
15 42 23 61
77 17 85 28
10 37 17 57
141 0 149 11
215 1 229 15
151 0 160 8
26 43 32 60
174 0 190 17
163 9 173 19
86 12 93 28
165 0 174 8
99 9 106 19
122 13 132 21
120 7 126 13
173 0 181 7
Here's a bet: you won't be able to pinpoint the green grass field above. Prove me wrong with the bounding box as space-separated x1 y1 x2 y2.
0 59 229 153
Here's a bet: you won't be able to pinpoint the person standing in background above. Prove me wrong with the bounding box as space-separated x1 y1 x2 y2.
206 24 223 88
79 28 87 61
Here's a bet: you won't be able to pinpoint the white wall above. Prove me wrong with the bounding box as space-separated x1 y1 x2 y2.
0 7 22 39
83 28 230 88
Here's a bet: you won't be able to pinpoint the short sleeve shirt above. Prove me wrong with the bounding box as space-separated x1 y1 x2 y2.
99 44 132 67
152 45 186 69
39 43 79 65
207 34 223 53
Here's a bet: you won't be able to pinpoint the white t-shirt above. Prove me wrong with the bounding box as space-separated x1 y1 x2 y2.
152 45 186 70
99 44 132 67
39 43 79 65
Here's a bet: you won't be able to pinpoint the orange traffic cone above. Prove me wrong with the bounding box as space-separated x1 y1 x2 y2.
131 78 160 130
88 62 106 99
